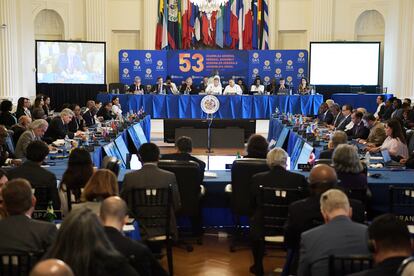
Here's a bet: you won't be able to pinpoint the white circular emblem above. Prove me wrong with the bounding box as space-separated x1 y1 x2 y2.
201 95 220 114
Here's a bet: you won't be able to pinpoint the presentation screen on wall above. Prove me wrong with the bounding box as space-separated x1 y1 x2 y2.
36 41 106 84
310 42 380 86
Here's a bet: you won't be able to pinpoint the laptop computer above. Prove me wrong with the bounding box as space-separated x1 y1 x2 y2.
381 149 404 168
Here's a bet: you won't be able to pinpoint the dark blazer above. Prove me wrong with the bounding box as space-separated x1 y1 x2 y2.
0 112 17 128
318 149 333 160
15 107 30 120
96 107 115 121
349 256 407 276
8 160 61 210
10 124 27 146
104 226 168 276
129 84 145 93
31 107 46 120
332 113 344 127
152 84 168 94
250 167 308 239
179 84 199 94
67 116 85 133
337 171 368 190
44 116 74 141
321 110 334 125
121 163 181 239
275 84 291 94
382 106 394 120
298 216 369 276
161 152 206 180
336 114 352 131
0 215 57 253
198 82 208 92
82 110 96 127
346 121 370 140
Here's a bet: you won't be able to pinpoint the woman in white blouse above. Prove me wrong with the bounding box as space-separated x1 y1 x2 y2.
367 119 408 159
206 76 222 95
111 97 123 118
250 78 265 94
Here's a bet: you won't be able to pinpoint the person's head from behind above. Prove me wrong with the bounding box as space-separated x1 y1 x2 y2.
246 134 269 158
60 108 74 124
377 95 385 105
329 130 347 149
308 164 338 196
138 142 160 163
368 214 412 264
351 111 364 125
266 147 288 170
19 115 32 128
0 100 13 113
320 189 351 223
99 196 129 230
333 144 363 174
342 104 353 117
81 169 118 202
26 141 49 163
175 136 193 153
30 259 74 276
29 119 48 138
2 178 35 216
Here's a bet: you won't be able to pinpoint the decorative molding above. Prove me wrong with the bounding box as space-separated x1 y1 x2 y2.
311 0 333 41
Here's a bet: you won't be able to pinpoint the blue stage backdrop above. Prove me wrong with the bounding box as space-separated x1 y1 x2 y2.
119 50 308 89
119 50 167 85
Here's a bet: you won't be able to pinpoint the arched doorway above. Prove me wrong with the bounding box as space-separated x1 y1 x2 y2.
34 9 64 40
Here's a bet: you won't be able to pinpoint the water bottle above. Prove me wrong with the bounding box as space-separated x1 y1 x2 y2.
365 151 371 166
84 130 90 146
64 135 71 155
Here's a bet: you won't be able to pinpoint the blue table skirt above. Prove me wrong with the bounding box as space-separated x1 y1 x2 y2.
96 94 323 119
331 93 394 114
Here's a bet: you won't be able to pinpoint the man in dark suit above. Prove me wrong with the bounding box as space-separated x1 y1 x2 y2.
15 119 48 159
336 104 353 131
319 130 348 160
318 103 334 125
284 164 366 275
329 103 344 128
8 141 60 210
0 178 57 253
100 196 168 276
297 189 369 276
349 214 412 276
276 78 291 94
82 100 97 127
179 77 199 94
44 108 79 142
11 115 32 146
152 76 168 94
121 143 180 239
346 111 370 140
250 147 308 275
129 76 145 94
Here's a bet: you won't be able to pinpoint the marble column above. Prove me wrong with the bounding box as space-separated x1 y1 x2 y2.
311 0 333 41
0 0 19 99
143 0 158 50
268 0 278 49
85 0 107 41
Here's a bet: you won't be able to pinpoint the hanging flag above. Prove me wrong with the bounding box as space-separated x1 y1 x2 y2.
223 1 232 47
201 14 211 46
193 5 201 43
261 0 269 49
167 0 180 49
216 6 224 48
242 0 253 50
181 0 190 49
252 0 258 50
238 0 244 49
155 0 168 50
210 11 218 46
257 0 262 49
230 0 239 48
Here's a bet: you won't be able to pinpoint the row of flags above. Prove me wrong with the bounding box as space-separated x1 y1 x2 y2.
155 0 269 50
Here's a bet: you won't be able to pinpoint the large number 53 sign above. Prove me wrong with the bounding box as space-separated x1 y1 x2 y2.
179 53 204 73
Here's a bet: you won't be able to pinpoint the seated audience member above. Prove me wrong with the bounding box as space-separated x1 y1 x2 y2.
153 76 168 94
206 76 223 95
400 258 414 276
0 179 57 253
42 96 52 117
95 100 102 111
402 105 414 129
357 107 368 116
333 144 368 190
31 96 47 120
10 115 32 145
374 95 386 119
250 147 307 275
0 100 17 128
96 102 115 121
180 76 199 94
0 169 8 219
401 150 414 168
59 148 94 215
382 98 395 121
100 196 168 276
44 207 139 276
30 259 74 276
325 99 335 109
297 189 369 276
15 97 32 120
276 78 290 94
358 113 386 147
317 102 334 125
8 141 60 210
72 169 119 215
198 76 209 93
346 111 370 140
350 214 413 276
245 134 269 159
403 98 412 105
329 103 344 128
111 97 123 119
45 108 82 142
284 164 366 275
250 77 265 95
319 130 348 159
336 104 353 131
237 78 247 94
223 78 243 95
266 78 277 94
391 98 404 119
68 104 86 133
367 119 409 159
15 119 48 158
0 125 21 166
298 77 310 95
83 100 97 126
165 76 179 95
129 76 145 94
121 143 181 239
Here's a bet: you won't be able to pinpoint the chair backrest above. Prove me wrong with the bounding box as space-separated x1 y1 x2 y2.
259 185 304 236
158 160 202 216
231 158 269 216
343 187 369 205
125 185 172 239
314 159 332 166
408 132 414 155
328 255 373 276
389 186 414 215
0 252 43 276
31 186 50 210
108 83 126 94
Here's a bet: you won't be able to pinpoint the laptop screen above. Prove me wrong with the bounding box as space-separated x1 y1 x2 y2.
103 142 126 169
276 128 289 148
114 135 129 167
294 143 314 170
381 149 391 163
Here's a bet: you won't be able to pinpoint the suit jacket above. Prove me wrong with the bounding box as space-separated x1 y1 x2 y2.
179 84 199 94
336 114 352 131
346 121 370 140
44 117 74 142
31 107 46 120
10 124 27 146
250 167 308 239
15 130 40 158
152 84 168 94
349 256 407 276
160 152 206 180
298 216 369 276
382 106 394 120
0 215 57 253
104 226 168 276
129 84 145 93
320 110 334 125
96 107 115 121
67 116 85 133
8 160 61 210
275 84 291 94
83 110 96 127
0 112 17 128
366 122 386 146
332 113 344 128
121 163 181 239
15 107 30 121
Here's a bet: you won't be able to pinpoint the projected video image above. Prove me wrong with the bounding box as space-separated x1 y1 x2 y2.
36 41 105 84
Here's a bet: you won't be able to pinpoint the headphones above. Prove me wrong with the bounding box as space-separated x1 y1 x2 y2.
397 256 414 275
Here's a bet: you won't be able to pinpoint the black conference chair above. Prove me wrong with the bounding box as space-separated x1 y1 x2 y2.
158 160 203 248
31 186 62 221
314 159 332 166
328 255 373 276
0 251 44 276
125 185 174 276
389 186 414 215
108 83 126 94
229 158 269 252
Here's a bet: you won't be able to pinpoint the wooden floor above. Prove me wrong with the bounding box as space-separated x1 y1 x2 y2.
160 234 286 276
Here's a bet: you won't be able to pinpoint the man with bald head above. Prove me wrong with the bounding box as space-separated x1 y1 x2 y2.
100 196 167 276
30 259 74 276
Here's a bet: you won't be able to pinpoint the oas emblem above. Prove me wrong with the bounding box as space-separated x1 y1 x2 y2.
275 68 282 74
298 68 304 74
298 52 305 58
146 69 152 74
145 52 152 59
157 60 163 66
287 76 293 82
134 60 140 66
123 68 129 74
276 53 282 59
253 68 259 75
264 60 270 66
253 52 259 59
122 52 128 58
287 60 293 66
201 95 220 114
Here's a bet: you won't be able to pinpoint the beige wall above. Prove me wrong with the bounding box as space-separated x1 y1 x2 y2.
2 0 413 100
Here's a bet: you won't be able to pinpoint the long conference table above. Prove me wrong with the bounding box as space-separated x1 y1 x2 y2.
96 94 323 119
